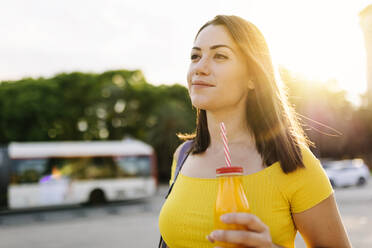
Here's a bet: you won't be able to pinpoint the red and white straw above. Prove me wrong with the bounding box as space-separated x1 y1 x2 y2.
220 122 232 167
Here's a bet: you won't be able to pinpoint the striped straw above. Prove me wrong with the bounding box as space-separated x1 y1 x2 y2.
220 122 232 167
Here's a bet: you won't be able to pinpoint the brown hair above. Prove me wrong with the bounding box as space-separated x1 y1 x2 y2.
178 15 314 174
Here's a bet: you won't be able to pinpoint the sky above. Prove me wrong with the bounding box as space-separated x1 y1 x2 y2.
1 0 371 106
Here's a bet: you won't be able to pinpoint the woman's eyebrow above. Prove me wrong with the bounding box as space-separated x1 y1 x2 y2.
192 44 234 52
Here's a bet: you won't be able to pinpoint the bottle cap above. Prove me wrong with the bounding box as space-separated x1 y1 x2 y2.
216 166 243 176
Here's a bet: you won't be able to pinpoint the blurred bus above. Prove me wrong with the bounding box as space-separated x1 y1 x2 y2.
0 138 158 211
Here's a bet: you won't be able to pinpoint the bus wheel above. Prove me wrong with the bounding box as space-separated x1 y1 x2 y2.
89 189 107 205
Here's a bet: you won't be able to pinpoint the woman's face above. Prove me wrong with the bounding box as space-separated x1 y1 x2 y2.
187 24 253 111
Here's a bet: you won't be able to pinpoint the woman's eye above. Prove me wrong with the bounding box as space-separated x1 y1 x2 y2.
190 53 227 60
190 54 199 60
215 54 227 59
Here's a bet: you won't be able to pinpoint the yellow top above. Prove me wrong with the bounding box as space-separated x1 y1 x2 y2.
158 145 334 248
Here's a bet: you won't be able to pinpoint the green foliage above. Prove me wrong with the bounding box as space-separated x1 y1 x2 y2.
0 70 195 181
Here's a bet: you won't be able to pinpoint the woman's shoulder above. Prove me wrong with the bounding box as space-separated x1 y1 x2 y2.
271 144 333 212
294 145 325 176
273 144 324 179
269 144 329 190
169 139 194 185
173 139 194 163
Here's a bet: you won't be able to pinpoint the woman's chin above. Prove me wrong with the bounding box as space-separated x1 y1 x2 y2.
191 100 214 110
190 94 222 110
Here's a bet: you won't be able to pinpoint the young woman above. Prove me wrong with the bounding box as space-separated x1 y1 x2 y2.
158 15 351 248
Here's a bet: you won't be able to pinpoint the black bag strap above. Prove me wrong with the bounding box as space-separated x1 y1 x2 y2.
165 139 193 199
158 139 194 248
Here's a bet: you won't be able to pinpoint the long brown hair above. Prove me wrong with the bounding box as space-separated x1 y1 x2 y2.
178 15 314 174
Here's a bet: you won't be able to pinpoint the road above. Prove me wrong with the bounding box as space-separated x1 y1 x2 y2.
0 179 371 248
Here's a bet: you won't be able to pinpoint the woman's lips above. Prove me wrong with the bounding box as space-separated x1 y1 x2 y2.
192 81 215 88
192 84 213 88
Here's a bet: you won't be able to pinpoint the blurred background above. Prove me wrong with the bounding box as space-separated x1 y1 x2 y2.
0 0 372 247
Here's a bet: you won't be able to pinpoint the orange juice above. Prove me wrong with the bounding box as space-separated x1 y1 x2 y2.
214 166 250 248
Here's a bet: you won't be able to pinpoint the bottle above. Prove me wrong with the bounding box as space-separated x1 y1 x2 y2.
214 166 250 248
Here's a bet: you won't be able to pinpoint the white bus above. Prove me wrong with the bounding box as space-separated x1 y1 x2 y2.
0 137 158 210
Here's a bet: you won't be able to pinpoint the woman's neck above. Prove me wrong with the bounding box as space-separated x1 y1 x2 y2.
206 107 256 152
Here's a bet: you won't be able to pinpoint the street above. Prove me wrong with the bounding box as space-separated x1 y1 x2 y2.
0 179 371 248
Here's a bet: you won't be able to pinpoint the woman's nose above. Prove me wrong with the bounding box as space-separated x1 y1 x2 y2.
194 57 211 75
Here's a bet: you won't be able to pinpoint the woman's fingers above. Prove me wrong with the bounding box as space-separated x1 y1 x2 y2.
206 234 215 243
220 212 268 232
210 229 271 247
207 213 273 247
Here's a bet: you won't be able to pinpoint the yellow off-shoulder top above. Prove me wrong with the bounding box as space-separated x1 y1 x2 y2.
158 146 334 248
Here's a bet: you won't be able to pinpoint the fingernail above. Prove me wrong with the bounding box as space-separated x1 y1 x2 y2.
220 215 229 222
206 235 214 243
211 230 223 239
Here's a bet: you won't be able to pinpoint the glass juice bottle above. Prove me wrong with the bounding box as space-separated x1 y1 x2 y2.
214 166 251 248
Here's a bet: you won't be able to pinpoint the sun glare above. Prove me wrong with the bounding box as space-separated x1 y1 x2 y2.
249 1 369 107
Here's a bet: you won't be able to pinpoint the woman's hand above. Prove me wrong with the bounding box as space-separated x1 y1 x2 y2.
206 212 278 248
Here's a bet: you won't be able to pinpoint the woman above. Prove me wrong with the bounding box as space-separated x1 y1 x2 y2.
158 15 351 248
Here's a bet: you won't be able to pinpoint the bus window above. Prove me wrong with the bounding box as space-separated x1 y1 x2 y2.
115 156 151 177
47 157 117 180
10 159 48 184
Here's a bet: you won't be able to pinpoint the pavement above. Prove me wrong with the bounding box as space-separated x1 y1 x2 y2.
0 179 371 248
